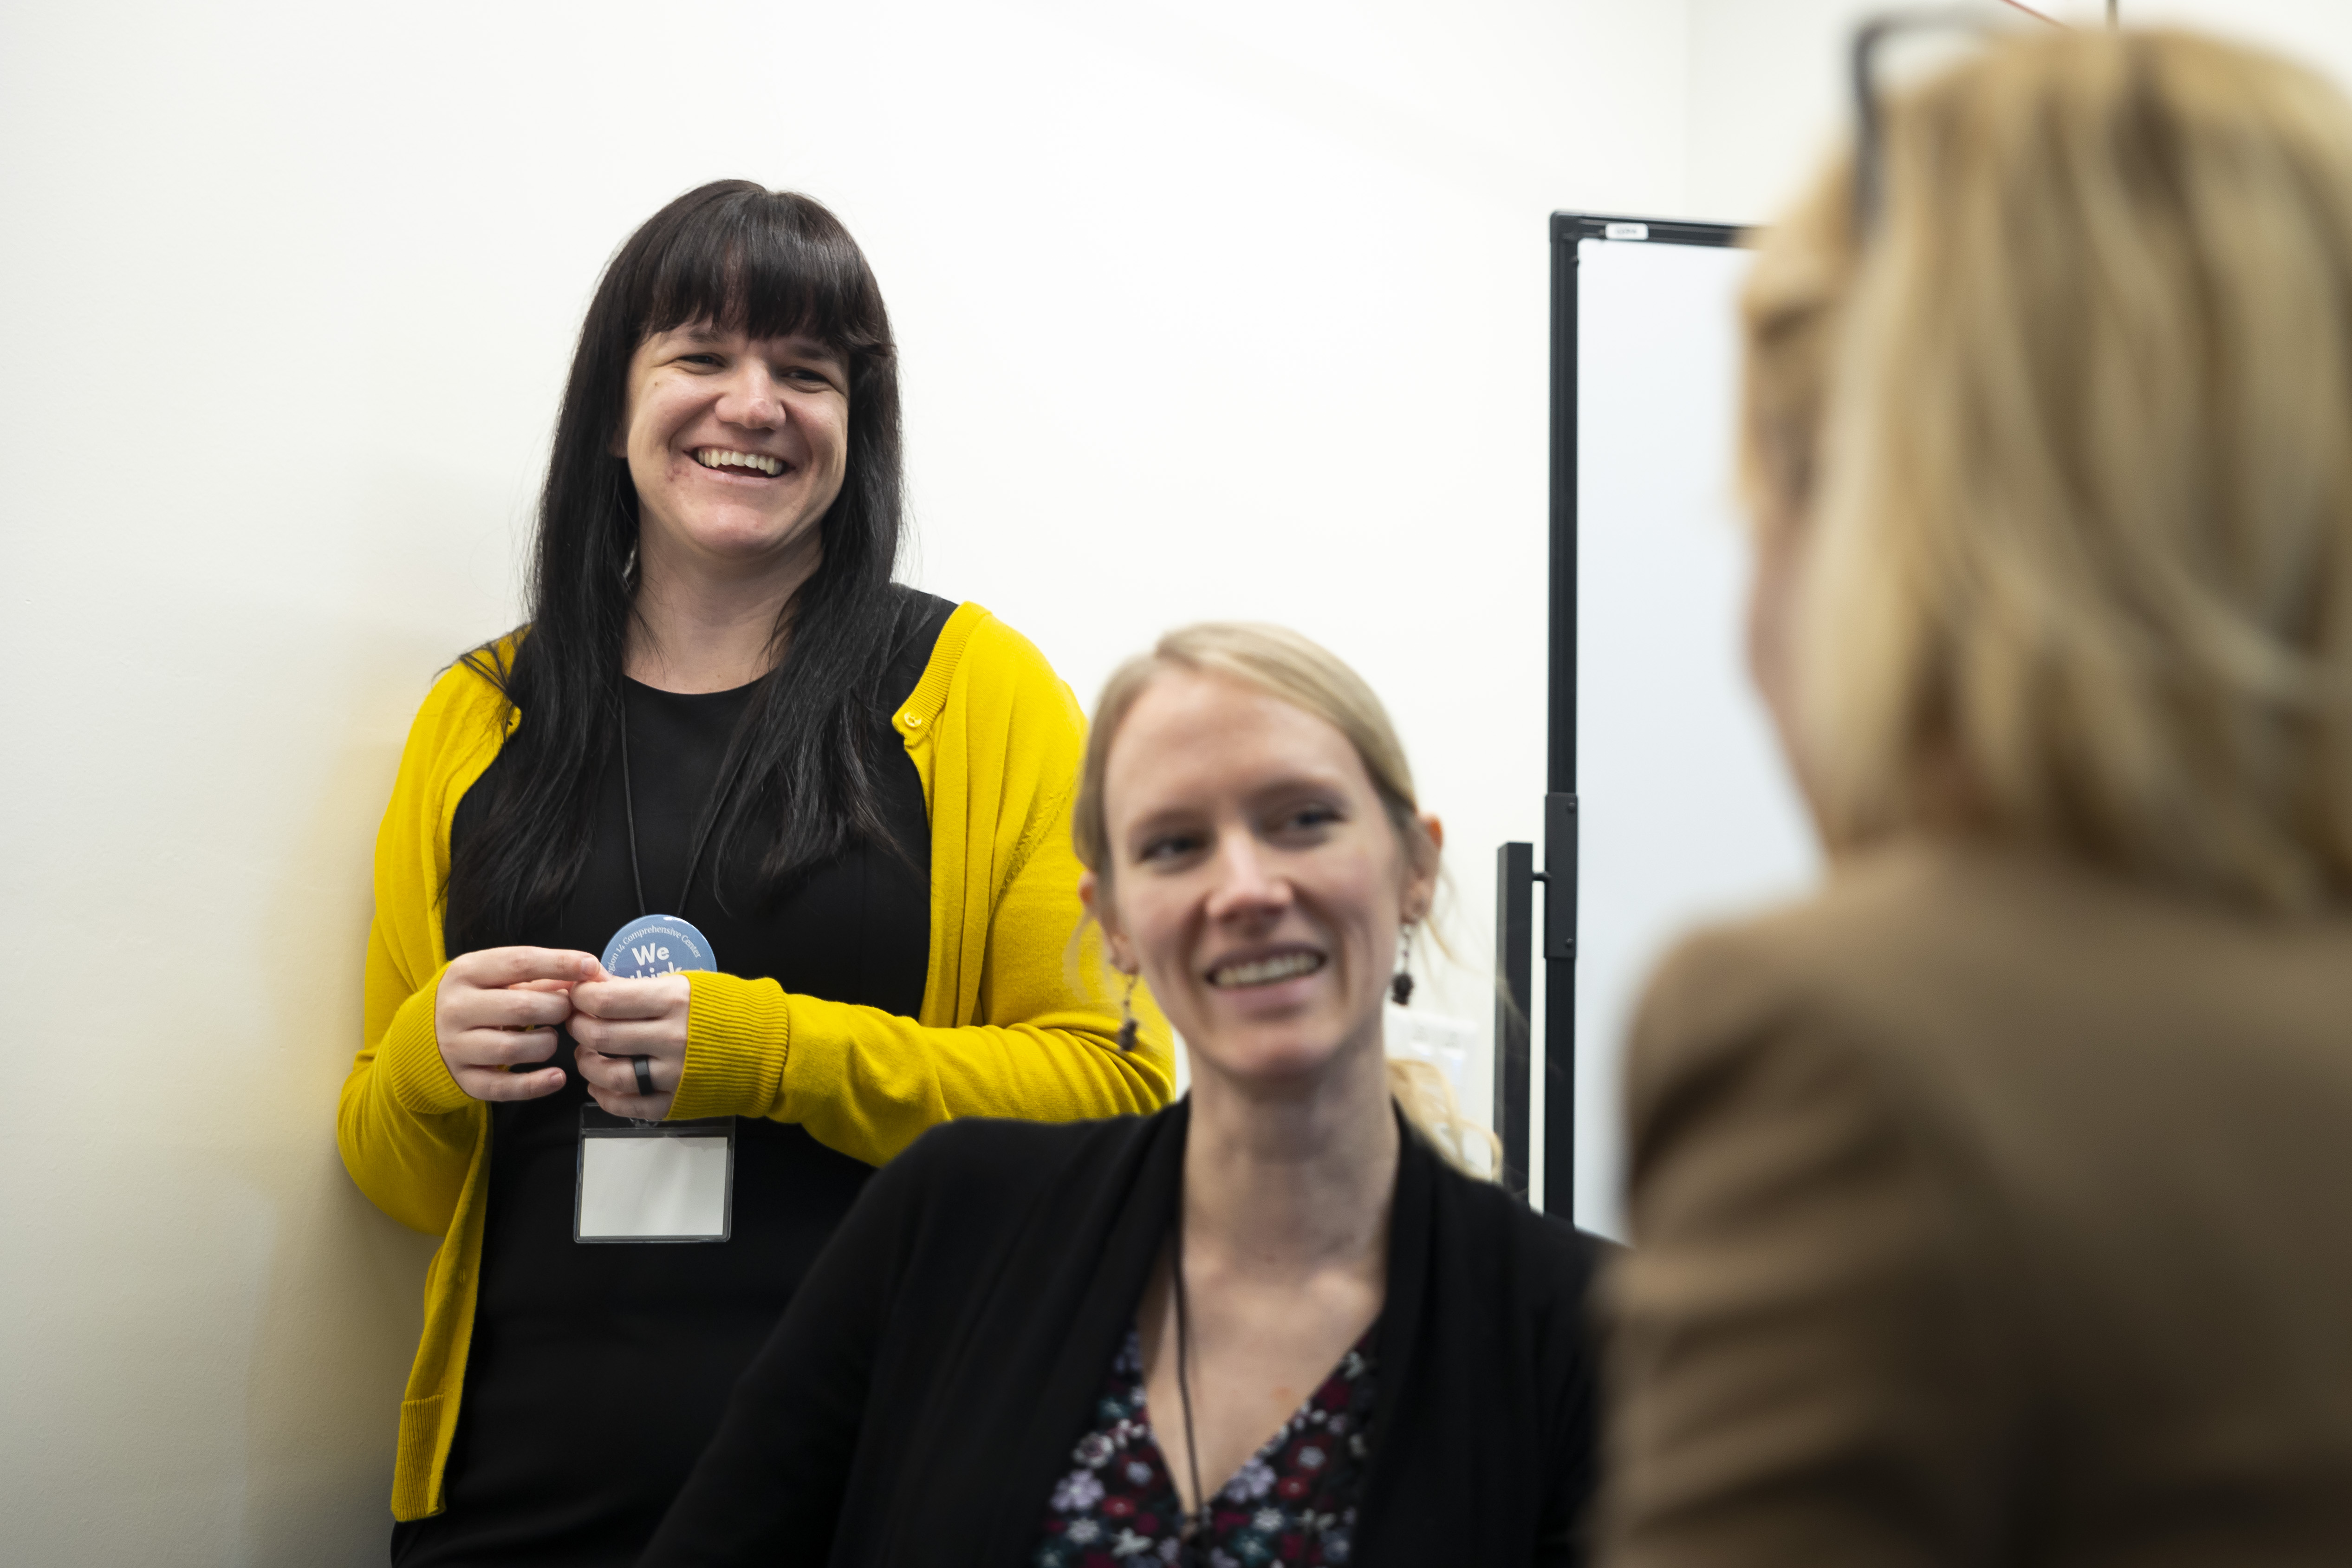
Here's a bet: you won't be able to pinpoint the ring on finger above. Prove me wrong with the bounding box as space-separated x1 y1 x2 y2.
632 1056 655 1097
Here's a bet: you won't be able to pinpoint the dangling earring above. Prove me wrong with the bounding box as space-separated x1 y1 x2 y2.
1390 923 1416 1007
1116 970 1140 1052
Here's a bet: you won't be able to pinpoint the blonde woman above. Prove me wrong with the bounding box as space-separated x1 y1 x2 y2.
1605 28 2352 1566
644 624 1607 1568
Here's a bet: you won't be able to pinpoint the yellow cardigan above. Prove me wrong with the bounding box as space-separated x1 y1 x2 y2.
337 602 1175 1522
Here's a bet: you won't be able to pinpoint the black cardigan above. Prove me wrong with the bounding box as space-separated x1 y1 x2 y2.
640 1100 1609 1567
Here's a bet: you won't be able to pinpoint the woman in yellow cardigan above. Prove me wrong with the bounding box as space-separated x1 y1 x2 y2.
338 181 1172 1567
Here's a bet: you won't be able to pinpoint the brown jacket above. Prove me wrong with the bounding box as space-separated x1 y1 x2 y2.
1601 840 2352 1567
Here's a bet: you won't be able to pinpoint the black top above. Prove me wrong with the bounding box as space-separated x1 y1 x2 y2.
641 1100 1611 1568
392 591 956 1568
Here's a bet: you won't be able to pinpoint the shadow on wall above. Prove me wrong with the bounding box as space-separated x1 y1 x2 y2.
234 723 443 1563
0 400 531 1557
221 459 525 1562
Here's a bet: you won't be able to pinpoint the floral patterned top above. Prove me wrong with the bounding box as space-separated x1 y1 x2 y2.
1031 1321 1380 1568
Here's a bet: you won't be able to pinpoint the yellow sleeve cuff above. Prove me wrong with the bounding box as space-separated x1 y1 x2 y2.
674 970 791 1120
381 966 473 1116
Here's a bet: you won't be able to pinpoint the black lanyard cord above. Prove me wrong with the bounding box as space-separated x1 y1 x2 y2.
616 690 759 921
1173 1200 1208 1563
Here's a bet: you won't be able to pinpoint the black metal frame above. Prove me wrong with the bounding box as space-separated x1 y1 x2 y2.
1493 212 1746 1215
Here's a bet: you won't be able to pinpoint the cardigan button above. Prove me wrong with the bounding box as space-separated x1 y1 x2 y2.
905 713 923 727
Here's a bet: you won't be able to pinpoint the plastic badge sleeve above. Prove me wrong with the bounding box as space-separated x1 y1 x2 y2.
575 1105 735 1243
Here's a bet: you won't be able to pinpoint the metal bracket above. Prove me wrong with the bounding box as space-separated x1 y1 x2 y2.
1543 794 1578 959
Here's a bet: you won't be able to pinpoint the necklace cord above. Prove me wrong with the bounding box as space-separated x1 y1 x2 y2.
1173 1201 1208 1560
616 684 764 921
617 703 648 917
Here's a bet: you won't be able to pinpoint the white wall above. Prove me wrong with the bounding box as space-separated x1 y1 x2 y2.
0 2 1687 1561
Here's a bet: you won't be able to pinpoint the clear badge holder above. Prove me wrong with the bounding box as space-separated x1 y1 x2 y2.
575 1105 736 1243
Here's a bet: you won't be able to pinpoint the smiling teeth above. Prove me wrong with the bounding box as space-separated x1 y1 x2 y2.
695 449 782 475
1210 952 1324 988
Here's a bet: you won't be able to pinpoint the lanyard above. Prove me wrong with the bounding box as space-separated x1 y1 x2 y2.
1173 1200 1207 1565
615 688 759 921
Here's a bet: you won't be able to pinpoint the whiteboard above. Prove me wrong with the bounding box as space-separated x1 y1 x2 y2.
1566 234 1820 1237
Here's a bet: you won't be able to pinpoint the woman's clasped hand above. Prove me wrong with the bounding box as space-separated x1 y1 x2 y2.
430 947 689 1117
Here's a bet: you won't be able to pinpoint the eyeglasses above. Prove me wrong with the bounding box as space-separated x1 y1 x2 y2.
1851 4 2070 234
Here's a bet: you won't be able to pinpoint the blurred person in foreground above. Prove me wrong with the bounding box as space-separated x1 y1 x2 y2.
1604 26 2352 1567
643 624 1607 1567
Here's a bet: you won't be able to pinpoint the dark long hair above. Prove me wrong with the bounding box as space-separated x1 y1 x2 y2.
444 181 911 946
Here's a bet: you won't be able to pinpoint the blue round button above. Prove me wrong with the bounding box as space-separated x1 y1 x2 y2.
600 913 717 979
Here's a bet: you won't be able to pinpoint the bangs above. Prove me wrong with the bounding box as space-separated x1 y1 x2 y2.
627 185 889 357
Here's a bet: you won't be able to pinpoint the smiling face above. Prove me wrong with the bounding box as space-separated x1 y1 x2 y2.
1085 670 1438 1097
617 322 851 575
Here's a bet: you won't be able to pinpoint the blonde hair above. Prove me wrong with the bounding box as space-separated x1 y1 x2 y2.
1073 623 1497 1177
1750 28 2352 911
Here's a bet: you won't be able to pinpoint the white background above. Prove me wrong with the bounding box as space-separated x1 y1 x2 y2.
4 1 2349 1561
